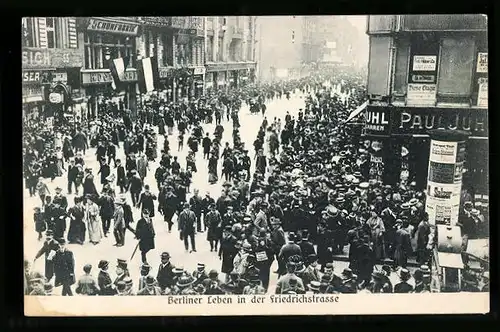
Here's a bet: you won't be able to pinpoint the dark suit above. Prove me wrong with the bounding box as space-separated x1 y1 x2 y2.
116 165 127 193
98 270 116 295
299 240 316 261
53 249 75 296
157 262 176 291
178 209 197 251
35 239 60 281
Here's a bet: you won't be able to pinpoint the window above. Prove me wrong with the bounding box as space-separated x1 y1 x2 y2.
437 37 475 97
393 38 410 96
46 17 57 48
218 37 224 61
207 36 214 62
84 32 135 70
247 41 253 61
161 33 173 67
22 17 37 47
367 36 392 96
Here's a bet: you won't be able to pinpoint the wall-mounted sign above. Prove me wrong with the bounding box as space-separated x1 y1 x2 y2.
412 55 437 71
22 71 41 83
22 85 44 103
390 107 488 137
81 70 137 85
87 18 139 35
407 83 437 104
52 72 68 83
206 63 228 72
477 81 488 108
363 106 391 137
193 67 206 75
140 16 171 27
22 48 84 69
476 52 487 73
158 67 173 79
411 74 435 83
49 92 63 104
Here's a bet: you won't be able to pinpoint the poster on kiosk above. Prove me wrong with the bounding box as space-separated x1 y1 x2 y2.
425 139 466 226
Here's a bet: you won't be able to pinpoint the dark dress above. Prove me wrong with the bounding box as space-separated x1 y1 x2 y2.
218 235 238 274
205 211 222 241
67 205 86 244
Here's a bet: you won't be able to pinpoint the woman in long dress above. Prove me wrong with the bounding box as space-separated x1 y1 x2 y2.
85 196 103 245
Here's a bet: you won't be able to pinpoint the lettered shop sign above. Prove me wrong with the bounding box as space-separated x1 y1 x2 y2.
476 53 487 73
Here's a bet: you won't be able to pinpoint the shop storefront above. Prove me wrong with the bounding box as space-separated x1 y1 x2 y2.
81 69 138 118
22 47 84 125
192 66 205 98
158 67 174 102
206 63 228 92
363 105 488 196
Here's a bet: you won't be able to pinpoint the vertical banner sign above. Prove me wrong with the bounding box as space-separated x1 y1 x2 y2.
476 53 488 107
425 140 465 226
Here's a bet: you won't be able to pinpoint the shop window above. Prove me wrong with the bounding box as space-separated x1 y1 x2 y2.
46 17 57 48
392 37 410 100
207 36 214 62
161 33 174 67
437 37 475 102
22 17 37 47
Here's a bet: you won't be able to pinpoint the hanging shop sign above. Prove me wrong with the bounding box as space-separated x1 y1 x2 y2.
140 16 172 27
87 18 139 35
412 55 437 71
390 107 487 137
407 83 437 104
476 52 487 73
158 67 173 79
363 106 391 137
49 92 64 104
52 72 68 83
22 48 84 69
81 70 137 85
193 67 206 75
22 85 44 103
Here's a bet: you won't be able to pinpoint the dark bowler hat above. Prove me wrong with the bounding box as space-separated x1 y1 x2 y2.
45 229 54 236
57 238 66 245
161 252 171 259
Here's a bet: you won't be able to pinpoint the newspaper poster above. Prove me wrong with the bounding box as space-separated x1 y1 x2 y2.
476 52 487 73
412 55 437 71
407 83 437 104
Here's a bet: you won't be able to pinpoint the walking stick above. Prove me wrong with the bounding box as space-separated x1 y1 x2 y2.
130 241 140 261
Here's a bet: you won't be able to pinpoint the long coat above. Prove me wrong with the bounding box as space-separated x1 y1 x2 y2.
138 192 157 217
394 228 412 268
53 249 75 287
35 239 60 280
98 270 116 295
218 235 238 274
135 218 156 253
205 210 222 241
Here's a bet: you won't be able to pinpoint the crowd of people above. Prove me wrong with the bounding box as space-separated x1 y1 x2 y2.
24 67 489 296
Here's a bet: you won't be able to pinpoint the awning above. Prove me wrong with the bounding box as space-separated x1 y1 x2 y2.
344 101 368 123
437 252 464 269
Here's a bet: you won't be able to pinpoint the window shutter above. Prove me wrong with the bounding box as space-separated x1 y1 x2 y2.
68 17 77 48
38 17 48 48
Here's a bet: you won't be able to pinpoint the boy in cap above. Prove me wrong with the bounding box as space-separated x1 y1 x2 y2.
394 268 413 293
137 276 162 295
75 264 99 296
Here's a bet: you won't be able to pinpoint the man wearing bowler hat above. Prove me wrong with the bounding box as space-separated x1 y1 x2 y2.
97 259 116 295
157 252 176 292
135 208 156 264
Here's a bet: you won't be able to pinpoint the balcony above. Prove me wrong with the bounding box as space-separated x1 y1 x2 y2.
401 14 487 31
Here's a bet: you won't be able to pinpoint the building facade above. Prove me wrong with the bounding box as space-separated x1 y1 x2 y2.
257 16 304 81
22 17 85 125
22 16 258 121
364 15 488 197
204 16 257 91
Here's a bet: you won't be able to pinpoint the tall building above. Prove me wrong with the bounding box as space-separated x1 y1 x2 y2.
204 16 257 91
256 16 304 81
364 15 488 198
